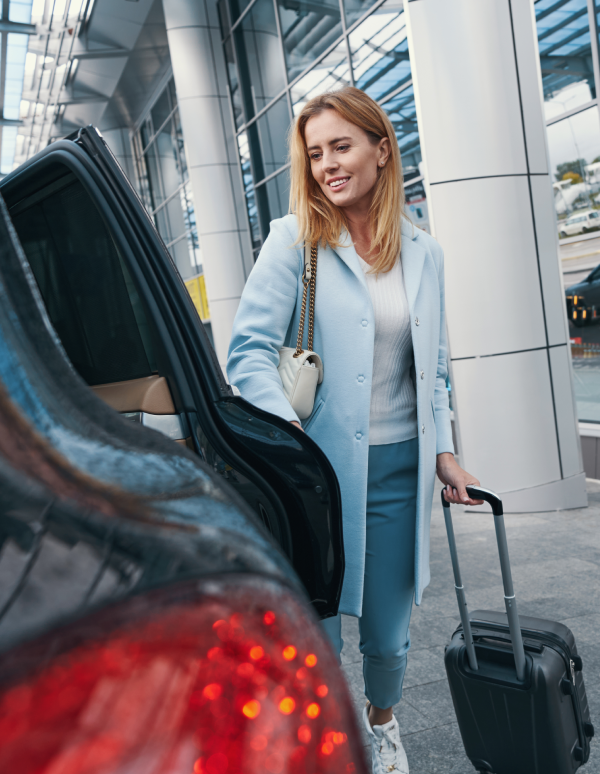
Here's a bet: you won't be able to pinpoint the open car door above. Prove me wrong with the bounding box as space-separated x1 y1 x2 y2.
0 126 343 618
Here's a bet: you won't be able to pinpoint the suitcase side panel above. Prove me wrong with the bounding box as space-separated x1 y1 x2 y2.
445 633 581 774
467 612 593 761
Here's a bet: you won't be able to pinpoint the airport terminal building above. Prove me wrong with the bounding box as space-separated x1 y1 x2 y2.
3 0 600 510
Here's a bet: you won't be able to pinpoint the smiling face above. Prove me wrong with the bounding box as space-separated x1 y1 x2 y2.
304 108 390 216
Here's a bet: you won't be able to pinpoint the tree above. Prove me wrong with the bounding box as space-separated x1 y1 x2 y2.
562 171 583 185
556 159 587 181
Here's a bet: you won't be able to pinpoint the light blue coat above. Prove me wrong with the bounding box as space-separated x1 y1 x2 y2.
227 214 454 617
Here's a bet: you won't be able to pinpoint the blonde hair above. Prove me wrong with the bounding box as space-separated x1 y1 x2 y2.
289 86 406 273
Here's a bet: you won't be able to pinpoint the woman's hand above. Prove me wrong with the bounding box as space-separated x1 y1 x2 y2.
436 452 483 506
290 421 303 432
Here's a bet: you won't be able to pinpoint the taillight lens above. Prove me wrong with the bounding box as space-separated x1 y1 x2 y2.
0 576 367 774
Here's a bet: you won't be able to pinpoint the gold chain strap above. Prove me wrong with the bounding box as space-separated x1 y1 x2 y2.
294 243 318 357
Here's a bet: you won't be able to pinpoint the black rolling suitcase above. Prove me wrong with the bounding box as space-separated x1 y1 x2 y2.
442 486 594 774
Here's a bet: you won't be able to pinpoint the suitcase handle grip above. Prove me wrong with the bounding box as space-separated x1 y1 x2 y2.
441 487 527 682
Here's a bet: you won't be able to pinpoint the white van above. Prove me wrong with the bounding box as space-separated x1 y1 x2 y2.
558 209 600 238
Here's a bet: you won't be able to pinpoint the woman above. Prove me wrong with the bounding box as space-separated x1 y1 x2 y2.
227 87 482 774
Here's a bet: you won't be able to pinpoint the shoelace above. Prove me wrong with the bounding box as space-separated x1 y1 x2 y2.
377 726 400 772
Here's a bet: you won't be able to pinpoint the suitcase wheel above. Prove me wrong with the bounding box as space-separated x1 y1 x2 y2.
584 721 595 738
573 655 583 671
574 746 584 762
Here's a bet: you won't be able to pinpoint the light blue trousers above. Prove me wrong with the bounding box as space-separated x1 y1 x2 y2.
322 437 418 709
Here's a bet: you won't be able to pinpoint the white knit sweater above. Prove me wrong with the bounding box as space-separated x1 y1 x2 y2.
358 254 418 445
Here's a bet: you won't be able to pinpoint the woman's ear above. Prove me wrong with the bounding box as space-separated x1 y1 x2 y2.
378 137 391 167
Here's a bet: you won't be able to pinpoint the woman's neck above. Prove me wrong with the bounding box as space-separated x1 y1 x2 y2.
343 194 378 265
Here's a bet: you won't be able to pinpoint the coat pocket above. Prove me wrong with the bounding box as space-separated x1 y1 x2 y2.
302 399 325 432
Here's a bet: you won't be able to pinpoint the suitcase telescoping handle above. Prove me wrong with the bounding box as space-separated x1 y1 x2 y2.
441 486 527 682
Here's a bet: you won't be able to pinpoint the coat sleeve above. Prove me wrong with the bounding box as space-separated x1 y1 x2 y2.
433 246 455 455
227 218 302 424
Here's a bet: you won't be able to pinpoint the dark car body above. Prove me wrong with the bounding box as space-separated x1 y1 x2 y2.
0 136 366 773
0 126 344 619
565 264 600 325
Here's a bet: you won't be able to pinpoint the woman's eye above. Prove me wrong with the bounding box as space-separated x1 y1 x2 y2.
337 145 349 152
310 153 321 161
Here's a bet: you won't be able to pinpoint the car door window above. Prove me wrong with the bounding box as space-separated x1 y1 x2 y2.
10 173 157 386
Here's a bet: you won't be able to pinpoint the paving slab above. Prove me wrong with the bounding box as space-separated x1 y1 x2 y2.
340 479 600 772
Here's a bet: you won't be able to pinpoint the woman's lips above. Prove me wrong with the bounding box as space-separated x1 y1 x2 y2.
328 176 350 191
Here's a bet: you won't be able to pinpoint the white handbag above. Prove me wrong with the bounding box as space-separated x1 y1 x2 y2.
277 242 324 420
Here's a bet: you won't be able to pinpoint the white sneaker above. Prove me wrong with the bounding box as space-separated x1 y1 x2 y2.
362 703 409 774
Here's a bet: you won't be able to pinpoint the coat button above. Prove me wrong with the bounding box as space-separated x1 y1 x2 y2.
362 320 368 327
421 424 425 434
420 370 424 379
357 375 365 383
415 317 420 326
356 432 362 440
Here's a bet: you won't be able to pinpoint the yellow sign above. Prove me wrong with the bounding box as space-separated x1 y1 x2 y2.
185 274 210 321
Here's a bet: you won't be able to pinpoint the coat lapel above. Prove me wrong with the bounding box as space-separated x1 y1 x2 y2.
400 218 427 315
329 229 368 290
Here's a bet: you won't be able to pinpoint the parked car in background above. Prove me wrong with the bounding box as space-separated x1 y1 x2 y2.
0 168 367 774
565 262 600 326
558 209 600 238
0 126 344 620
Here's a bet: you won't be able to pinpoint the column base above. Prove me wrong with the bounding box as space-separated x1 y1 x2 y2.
467 472 588 513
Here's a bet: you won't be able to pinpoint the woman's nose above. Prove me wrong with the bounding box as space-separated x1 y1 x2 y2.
323 153 338 172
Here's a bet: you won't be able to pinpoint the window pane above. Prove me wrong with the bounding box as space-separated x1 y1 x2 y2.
234 0 286 120
404 175 430 234
536 0 595 121
257 95 291 179
263 166 290 221
154 121 182 203
172 108 189 181
344 0 381 29
382 85 421 168
228 0 253 24
218 0 231 37
238 131 262 246
132 82 201 280
547 106 600 422
11 174 155 385
276 0 343 83
291 41 351 114
224 36 244 129
350 0 410 103
151 86 173 134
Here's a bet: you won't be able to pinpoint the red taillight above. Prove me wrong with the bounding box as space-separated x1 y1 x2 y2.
0 577 367 774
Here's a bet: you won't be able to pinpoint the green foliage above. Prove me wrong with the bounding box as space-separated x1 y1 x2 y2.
556 159 587 181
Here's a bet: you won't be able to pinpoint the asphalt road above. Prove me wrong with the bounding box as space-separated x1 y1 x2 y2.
561 234 600 286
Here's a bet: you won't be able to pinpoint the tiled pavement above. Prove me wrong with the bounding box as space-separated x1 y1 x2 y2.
341 479 600 773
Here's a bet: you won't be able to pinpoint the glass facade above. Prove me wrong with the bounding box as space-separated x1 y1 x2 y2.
537 0 600 422
221 0 600 422
220 0 427 251
132 78 201 284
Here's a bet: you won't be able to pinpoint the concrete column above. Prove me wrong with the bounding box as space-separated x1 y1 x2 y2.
405 0 587 511
162 0 254 366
